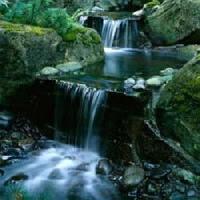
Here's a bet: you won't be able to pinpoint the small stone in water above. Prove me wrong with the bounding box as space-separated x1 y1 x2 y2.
40 67 59 76
160 68 176 76
96 158 112 175
0 169 4 176
187 189 196 197
48 169 63 180
148 183 157 194
133 78 145 90
146 76 165 87
150 166 171 180
123 165 145 188
56 62 83 73
0 111 14 129
4 173 28 185
124 78 136 86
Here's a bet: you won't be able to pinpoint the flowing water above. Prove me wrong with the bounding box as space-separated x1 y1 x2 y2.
0 82 116 200
102 19 139 48
55 82 107 152
0 142 118 200
0 14 190 200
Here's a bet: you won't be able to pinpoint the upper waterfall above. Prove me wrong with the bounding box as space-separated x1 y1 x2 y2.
102 18 139 48
80 16 140 48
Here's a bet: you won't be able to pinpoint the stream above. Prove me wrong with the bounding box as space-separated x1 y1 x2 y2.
0 15 199 200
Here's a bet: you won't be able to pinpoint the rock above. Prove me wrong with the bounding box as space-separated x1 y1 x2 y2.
96 158 113 175
11 132 21 140
0 20 104 106
56 62 83 73
133 78 145 90
4 173 29 185
146 76 165 87
147 183 157 194
132 9 145 18
173 168 200 185
150 166 171 180
124 78 136 86
160 68 176 76
156 53 200 162
0 169 4 176
40 67 59 76
76 163 90 171
48 169 63 180
146 0 200 45
122 165 144 188
91 6 104 12
124 78 136 92
0 111 14 129
0 157 8 167
64 26 104 66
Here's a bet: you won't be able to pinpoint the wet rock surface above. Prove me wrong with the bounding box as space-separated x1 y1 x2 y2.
0 114 199 200
0 114 43 168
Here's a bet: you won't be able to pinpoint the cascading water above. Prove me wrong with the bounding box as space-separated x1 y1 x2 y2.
80 16 139 48
0 82 115 200
0 142 118 200
55 81 106 152
102 18 139 48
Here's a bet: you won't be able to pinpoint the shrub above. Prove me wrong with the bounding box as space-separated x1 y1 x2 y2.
36 8 74 37
4 0 78 39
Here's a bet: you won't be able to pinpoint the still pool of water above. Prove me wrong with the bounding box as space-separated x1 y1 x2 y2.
85 48 187 79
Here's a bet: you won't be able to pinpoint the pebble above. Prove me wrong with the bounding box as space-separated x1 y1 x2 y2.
96 158 113 175
123 165 145 188
4 173 29 185
150 166 171 180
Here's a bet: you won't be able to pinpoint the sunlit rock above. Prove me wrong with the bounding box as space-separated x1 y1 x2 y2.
40 67 59 76
56 62 83 73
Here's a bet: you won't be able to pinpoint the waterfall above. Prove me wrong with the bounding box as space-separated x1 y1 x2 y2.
102 18 139 48
80 16 139 48
55 81 106 152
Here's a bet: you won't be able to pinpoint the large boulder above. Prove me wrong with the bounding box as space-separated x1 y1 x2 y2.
0 20 104 105
0 21 64 78
146 0 200 45
156 53 200 162
0 20 64 105
64 26 104 66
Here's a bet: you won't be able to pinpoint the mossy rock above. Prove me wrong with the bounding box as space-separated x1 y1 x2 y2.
64 24 101 45
0 20 54 35
145 0 200 45
156 53 200 161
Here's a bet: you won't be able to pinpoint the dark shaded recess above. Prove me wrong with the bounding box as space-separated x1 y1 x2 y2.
4 79 57 139
84 16 104 35
138 122 200 175
145 28 200 47
100 91 149 163
108 3 141 12
178 29 200 45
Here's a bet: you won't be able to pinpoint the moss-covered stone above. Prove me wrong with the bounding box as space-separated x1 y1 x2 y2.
64 24 101 45
0 20 104 106
0 20 54 35
145 0 200 45
156 53 200 161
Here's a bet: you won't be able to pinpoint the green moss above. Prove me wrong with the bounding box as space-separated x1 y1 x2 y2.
0 20 53 35
145 0 160 8
64 24 101 45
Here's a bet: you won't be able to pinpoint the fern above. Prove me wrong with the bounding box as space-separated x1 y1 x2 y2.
4 0 77 40
36 8 73 36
